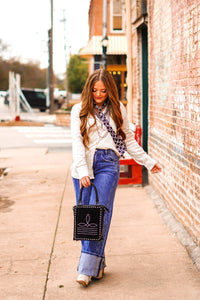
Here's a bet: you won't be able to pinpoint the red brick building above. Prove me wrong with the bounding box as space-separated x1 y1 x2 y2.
80 0 127 103
126 0 200 246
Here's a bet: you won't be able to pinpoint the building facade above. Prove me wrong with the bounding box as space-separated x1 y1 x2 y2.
126 0 200 246
80 0 128 103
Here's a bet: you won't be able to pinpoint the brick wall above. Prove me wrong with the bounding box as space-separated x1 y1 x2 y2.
89 0 103 37
148 0 200 245
130 3 142 124
55 111 71 127
89 0 111 38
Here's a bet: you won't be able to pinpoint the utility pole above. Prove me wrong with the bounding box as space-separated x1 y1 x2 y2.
102 0 108 70
49 0 54 114
60 10 69 109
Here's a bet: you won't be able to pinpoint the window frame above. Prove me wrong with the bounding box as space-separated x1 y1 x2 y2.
110 0 125 33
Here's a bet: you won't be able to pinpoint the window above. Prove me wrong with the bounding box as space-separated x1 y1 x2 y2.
111 0 124 32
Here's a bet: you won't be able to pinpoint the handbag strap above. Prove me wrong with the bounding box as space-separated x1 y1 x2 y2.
78 182 100 205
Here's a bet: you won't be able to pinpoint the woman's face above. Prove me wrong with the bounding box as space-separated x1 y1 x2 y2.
92 80 108 108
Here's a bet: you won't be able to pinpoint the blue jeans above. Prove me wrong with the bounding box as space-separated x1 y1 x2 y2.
72 149 120 277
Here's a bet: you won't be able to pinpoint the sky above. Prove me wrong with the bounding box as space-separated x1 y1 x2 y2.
0 0 91 76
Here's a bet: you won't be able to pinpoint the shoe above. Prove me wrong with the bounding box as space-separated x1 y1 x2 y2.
92 269 104 279
76 274 91 287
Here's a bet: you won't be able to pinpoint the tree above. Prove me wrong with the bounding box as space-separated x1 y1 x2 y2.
67 55 88 93
0 58 47 90
0 39 10 90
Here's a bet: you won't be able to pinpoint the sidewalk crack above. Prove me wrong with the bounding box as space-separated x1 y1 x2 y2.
42 170 69 300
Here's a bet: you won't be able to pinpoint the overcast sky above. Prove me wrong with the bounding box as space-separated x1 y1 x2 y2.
0 0 90 76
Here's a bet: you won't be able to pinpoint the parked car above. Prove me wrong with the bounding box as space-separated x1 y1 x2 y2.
21 88 47 112
4 88 47 112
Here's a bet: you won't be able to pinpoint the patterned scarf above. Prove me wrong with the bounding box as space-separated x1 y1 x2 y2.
94 101 127 157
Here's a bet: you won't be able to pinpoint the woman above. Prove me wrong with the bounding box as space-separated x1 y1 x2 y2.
71 69 161 287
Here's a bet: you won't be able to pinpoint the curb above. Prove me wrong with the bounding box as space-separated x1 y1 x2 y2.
0 121 45 126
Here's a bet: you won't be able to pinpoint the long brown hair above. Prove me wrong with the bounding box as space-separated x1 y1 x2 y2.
80 69 126 148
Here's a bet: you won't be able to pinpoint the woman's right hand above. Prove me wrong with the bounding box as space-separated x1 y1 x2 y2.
80 176 91 188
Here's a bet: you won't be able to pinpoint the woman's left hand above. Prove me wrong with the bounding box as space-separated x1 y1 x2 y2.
150 163 162 174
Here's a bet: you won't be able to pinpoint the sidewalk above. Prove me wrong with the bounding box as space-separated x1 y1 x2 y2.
0 148 200 300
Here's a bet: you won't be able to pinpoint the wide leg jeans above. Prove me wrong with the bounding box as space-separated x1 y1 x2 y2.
72 149 120 277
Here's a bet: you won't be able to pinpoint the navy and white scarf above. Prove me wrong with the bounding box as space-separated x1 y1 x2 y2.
94 101 127 158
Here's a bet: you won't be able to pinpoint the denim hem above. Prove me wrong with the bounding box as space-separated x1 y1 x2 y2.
77 252 106 277
81 250 105 259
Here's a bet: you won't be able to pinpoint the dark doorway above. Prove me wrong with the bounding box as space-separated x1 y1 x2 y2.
141 25 148 153
141 25 149 185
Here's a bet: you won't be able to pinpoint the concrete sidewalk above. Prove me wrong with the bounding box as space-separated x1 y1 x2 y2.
0 148 200 300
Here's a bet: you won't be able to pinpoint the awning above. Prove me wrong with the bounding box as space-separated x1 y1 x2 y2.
79 35 127 56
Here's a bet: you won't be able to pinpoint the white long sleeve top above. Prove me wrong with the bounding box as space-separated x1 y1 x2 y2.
70 102 156 179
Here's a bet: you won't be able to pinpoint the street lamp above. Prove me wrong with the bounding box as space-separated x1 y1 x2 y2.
101 36 109 70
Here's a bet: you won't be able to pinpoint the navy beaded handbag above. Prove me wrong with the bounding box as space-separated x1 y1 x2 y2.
73 182 108 241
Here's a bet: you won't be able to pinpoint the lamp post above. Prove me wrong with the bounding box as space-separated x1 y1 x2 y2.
101 37 108 70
